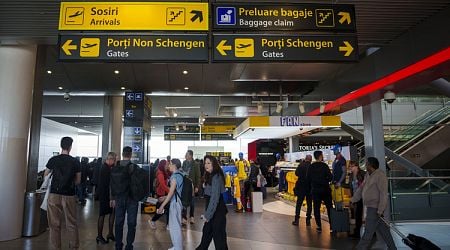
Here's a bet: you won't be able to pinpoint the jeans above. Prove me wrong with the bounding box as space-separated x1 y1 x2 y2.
182 196 195 219
115 197 138 250
169 199 183 250
356 207 397 250
77 183 87 202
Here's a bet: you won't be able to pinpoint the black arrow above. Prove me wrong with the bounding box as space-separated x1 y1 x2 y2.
190 10 203 23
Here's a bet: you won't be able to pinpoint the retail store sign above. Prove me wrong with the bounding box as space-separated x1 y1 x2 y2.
212 34 358 62
213 3 355 32
59 2 208 31
59 34 208 62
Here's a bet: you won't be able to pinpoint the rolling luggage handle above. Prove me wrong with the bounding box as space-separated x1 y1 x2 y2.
379 216 414 246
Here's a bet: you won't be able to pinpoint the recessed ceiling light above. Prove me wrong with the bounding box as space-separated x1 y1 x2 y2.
58 86 63 90
47 70 52 74
121 86 126 90
114 70 120 74
74 121 78 124
184 87 189 90
182 70 188 75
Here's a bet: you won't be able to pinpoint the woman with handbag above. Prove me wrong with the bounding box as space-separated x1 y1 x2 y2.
96 152 117 244
196 155 228 250
149 160 170 229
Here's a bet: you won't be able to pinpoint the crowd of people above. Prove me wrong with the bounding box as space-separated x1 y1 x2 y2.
42 137 229 250
292 149 397 250
42 136 397 250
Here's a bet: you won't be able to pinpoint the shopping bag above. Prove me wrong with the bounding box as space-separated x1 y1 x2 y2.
40 173 52 211
331 185 344 203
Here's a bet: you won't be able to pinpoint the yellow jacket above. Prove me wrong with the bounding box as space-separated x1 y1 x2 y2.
236 160 249 180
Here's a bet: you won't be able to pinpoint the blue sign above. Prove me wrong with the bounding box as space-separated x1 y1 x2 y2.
132 144 141 152
133 127 142 135
125 110 134 118
126 93 135 101
135 93 143 101
217 7 236 25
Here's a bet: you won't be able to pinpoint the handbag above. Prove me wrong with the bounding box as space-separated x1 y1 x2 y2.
40 172 52 211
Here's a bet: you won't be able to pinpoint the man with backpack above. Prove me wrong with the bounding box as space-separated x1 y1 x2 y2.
44 137 81 250
181 150 200 225
110 146 143 250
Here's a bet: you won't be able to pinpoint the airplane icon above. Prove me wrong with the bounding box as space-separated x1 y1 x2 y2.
236 44 252 49
81 43 98 49
69 10 83 18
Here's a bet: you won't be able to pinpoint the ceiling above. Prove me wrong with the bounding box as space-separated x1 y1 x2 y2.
2 0 449 133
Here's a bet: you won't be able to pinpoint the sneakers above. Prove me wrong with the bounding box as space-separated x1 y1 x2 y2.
190 217 195 224
292 220 299 226
316 227 322 233
148 220 156 230
182 218 188 225
166 225 170 231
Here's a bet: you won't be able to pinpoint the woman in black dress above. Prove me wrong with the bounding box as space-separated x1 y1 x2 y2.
96 152 116 244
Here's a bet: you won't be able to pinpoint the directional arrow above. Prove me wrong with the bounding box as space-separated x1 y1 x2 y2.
339 41 354 57
338 12 351 24
190 10 203 23
216 40 232 56
133 145 141 152
62 39 77 56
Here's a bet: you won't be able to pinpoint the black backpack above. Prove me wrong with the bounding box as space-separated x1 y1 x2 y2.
174 173 193 207
129 163 149 201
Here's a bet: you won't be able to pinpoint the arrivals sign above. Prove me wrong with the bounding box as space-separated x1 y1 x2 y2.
59 34 208 62
213 3 355 32
59 2 208 31
213 34 358 62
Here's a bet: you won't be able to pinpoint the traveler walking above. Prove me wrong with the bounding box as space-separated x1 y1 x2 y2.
331 145 347 209
196 155 228 250
292 155 312 226
77 157 89 205
96 152 117 244
157 158 185 250
149 159 170 229
348 161 365 239
308 151 333 233
44 136 81 250
110 146 139 250
181 150 200 224
352 157 397 250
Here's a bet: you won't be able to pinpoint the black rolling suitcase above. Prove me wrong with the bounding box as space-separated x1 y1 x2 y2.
380 217 441 250
330 207 350 232
330 187 350 232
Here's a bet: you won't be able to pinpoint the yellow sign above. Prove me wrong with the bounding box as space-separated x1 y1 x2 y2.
234 38 254 57
80 38 100 57
201 125 235 134
59 2 208 31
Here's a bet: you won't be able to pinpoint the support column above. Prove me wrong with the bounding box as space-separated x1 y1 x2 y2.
26 45 45 191
110 96 123 155
0 45 37 241
102 96 123 158
362 100 386 171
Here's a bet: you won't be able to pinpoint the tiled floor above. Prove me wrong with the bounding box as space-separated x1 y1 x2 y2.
0 192 448 250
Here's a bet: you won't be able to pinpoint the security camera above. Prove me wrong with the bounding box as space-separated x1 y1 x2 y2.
384 91 396 104
251 128 255 132
63 92 71 102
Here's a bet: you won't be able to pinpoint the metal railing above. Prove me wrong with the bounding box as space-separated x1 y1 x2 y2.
389 176 450 221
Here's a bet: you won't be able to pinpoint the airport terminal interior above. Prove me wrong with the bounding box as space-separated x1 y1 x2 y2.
0 0 449 249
